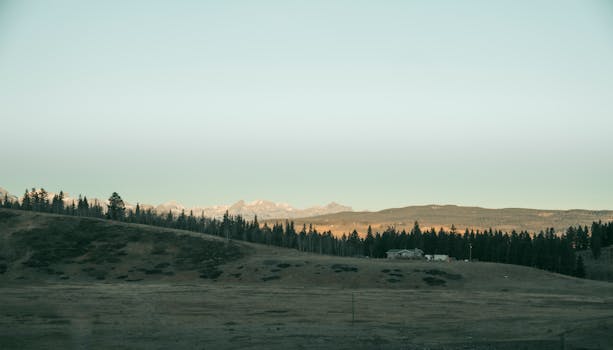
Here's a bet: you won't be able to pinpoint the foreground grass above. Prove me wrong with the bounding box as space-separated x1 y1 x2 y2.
1 283 612 350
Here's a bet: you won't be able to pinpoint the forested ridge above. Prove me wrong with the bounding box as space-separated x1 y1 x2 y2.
3 188 612 278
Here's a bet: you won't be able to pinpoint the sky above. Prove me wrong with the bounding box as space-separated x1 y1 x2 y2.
1 0 612 211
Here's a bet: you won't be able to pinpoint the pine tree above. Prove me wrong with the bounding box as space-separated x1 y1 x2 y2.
364 226 375 257
38 188 49 212
51 191 65 214
347 229 361 256
2 193 10 208
77 195 89 216
590 222 602 259
165 210 174 227
574 256 586 278
21 189 32 211
107 192 125 220
177 209 187 229
135 203 141 222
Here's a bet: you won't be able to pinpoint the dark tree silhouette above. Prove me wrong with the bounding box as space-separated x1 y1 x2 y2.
107 192 125 220
574 256 586 278
591 222 602 259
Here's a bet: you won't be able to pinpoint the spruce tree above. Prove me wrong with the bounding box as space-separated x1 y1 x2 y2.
107 192 125 220
574 256 586 278
21 189 32 211
38 188 49 212
590 223 602 259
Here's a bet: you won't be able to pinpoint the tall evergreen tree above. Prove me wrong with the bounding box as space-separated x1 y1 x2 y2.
107 192 125 220
364 226 375 257
2 193 10 208
51 191 65 214
21 189 32 211
574 256 586 278
590 222 602 259
77 195 89 216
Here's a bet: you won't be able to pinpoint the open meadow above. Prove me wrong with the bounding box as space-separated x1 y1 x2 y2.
1 210 612 349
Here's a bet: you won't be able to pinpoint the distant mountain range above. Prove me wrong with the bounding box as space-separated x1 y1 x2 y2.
276 204 613 236
0 187 352 220
150 199 352 219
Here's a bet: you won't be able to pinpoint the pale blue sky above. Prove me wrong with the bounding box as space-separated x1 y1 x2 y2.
1 0 612 210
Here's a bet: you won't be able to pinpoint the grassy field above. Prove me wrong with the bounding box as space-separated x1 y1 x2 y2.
1 209 612 349
268 204 613 237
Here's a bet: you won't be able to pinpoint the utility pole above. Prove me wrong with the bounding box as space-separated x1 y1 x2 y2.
469 243 473 262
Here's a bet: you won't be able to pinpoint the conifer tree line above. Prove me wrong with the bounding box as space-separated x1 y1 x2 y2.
3 188 613 278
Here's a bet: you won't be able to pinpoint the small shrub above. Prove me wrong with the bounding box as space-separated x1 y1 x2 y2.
331 264 358 272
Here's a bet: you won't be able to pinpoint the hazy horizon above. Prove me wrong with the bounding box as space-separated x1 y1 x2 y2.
2 184 613 213
2 1 612 211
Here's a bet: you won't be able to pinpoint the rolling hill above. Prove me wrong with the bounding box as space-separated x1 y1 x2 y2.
270 204 613 236
1 209 613 349
1 208 612 285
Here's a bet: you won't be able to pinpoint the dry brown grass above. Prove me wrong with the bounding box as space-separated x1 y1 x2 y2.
1 209 613 349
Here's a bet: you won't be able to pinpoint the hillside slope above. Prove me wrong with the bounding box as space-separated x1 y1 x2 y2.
0 208 609 292
2 209 613 349
273 204 613 236
0 209 244 283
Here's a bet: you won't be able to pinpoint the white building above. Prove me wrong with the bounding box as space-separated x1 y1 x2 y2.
386 248 424 259
424 254 450 262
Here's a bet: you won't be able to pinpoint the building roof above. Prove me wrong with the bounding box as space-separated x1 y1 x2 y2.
387 248 423 253
386 249 407 253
